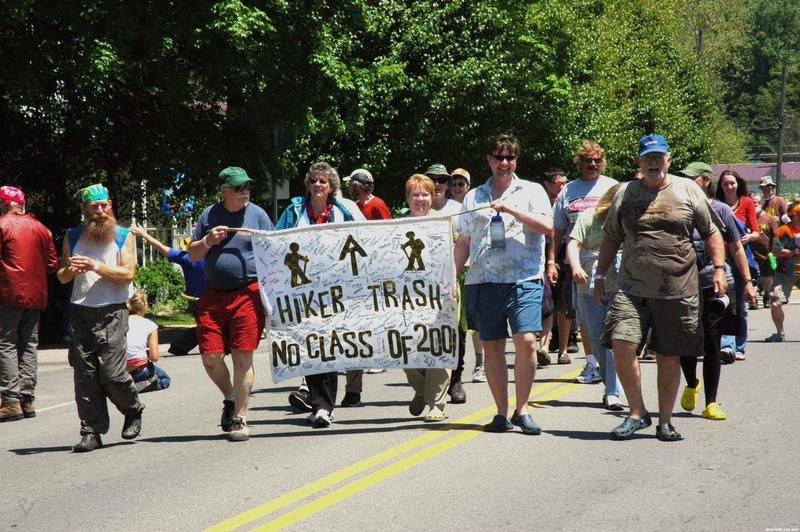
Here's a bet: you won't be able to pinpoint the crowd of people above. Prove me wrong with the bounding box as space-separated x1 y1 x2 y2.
1 133 798 451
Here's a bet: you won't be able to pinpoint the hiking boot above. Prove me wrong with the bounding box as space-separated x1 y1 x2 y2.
221 399 236 432
0 402 24 423
557 352 571 365
341 392 362 407
448 380 466 404
288 389 313 413
121 406 144 440
228 417 250 441
72 433 103 453
574 363 601 384
21 398 36 419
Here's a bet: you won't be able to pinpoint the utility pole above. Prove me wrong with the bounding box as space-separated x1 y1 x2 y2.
776 63 788 196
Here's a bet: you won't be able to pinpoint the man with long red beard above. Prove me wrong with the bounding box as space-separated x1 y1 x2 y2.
57 184 143 452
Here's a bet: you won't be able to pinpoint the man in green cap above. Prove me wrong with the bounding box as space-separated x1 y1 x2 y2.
188 167 274 442
57 184 143 452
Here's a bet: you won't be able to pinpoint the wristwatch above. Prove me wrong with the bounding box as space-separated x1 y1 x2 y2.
744 278 755 285
593 274 605 280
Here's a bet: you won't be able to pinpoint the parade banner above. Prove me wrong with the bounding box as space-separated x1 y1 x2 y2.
252 217 459 383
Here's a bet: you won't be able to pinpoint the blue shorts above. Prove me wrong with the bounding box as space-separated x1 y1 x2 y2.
464 280 543 341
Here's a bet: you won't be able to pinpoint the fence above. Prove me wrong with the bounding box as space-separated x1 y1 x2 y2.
134 224 193 266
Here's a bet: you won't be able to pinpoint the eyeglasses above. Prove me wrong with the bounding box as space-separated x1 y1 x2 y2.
547 180 566 188
224 183 252 193
309 179 329 185
583 157 603 164
489 154 517 162
430 177 451 185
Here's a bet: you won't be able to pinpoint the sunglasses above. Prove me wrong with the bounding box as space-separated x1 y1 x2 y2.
547 180 566 188
583 157 603 164
224 183 252 192
309 178 329 185
430 177 451 185
489 154 517 162
452 181 468 187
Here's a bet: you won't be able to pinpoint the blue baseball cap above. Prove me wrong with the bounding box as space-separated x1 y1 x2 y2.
638 135 670 156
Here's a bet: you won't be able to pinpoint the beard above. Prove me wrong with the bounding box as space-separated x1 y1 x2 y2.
83 210 118 244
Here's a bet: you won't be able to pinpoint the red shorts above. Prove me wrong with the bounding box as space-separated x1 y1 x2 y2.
197 281 265 354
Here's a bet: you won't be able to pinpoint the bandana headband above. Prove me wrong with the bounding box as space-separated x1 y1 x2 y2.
74 184 109 204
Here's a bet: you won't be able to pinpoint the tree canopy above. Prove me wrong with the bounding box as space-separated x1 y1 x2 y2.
1 0 796 233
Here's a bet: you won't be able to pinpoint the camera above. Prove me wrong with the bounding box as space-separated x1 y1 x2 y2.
708 294 729 314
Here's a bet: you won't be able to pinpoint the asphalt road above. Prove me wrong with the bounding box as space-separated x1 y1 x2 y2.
1 300 799 532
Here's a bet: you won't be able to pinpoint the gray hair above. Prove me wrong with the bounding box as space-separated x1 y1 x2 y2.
305 162 340 198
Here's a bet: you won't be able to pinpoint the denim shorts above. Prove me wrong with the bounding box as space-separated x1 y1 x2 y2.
464 280 543 341
601 291 702 357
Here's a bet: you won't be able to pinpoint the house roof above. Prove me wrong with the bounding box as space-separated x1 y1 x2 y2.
710 162 800 183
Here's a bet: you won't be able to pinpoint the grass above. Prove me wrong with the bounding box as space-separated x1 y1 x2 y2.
147 300 196 326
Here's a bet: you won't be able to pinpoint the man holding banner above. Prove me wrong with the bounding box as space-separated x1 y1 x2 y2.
455 134 553 435
189 167 274 442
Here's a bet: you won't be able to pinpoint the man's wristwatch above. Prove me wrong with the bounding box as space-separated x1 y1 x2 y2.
713 265 726 271
744 278 755 285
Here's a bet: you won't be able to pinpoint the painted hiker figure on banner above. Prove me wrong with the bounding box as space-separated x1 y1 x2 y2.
402 231 426 271
284 243 311 287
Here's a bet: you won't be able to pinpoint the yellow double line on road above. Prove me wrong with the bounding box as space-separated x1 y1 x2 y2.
207 368 583 532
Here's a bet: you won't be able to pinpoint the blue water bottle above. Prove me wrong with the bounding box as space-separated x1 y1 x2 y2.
490 213 506 251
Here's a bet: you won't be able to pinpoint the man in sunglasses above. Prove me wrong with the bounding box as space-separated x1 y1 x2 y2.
548 141 618 372
189 166 275 442
424 164 462 216
455 134 553 434
543 168 567 204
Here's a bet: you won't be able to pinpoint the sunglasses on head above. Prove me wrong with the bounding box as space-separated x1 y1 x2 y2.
225 183 252 192
489 153 517 162
430 177 451 185
583 157 603 164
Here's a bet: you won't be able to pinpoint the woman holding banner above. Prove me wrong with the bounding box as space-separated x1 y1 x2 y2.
276 162 366 428
402 174 452 422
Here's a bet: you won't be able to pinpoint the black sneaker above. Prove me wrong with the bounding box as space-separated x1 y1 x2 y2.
288 389 313 413
567 333 580 354
73 433 103 453
448 380 467 404
135 375 158 393
221 399 236 432
121 406 144 440
341 392 362 407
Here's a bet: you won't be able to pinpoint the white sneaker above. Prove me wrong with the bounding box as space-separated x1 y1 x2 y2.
574 363 602 384
313 409 332 428
603 394 624 411
471 365 487 382
365 368 386 374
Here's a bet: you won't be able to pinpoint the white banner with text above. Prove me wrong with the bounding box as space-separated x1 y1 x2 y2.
252 217 458 383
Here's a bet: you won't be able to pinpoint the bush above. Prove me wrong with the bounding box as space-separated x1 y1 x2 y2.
134 259 185 306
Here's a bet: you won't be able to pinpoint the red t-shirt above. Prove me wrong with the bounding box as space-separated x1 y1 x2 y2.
733 196 759 234
358 196 392 220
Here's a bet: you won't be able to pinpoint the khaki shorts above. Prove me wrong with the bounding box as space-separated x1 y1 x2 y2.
771 273 800 304
601 291 702 357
